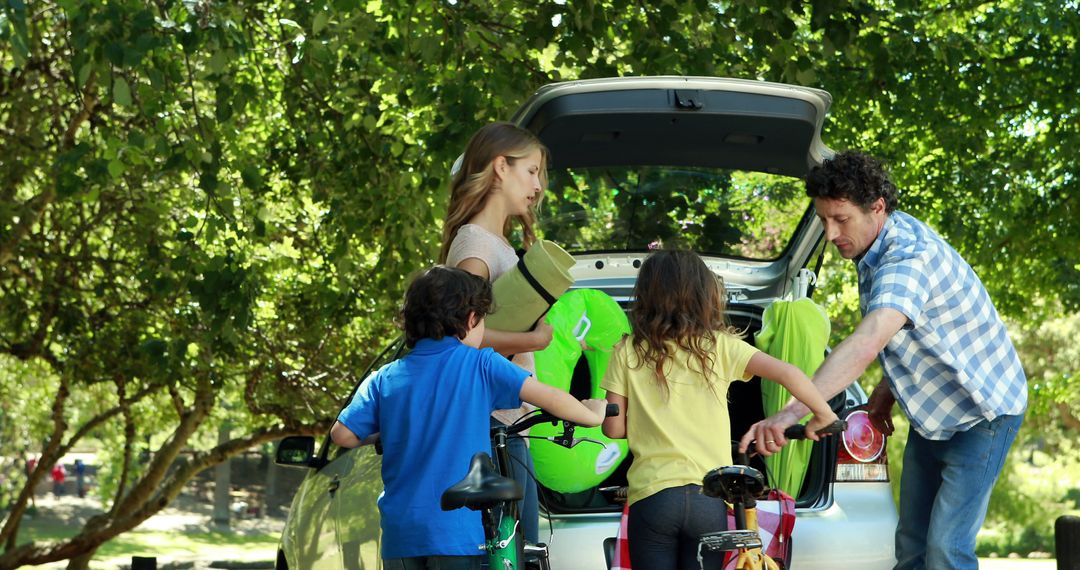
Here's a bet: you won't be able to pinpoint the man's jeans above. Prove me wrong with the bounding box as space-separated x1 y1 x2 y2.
382 556 482 570
895 413 1023 570
627 484 729 570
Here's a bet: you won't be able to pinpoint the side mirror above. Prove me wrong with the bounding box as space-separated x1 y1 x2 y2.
276 436 316 469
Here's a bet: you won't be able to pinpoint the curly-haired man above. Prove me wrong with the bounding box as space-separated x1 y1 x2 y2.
742 151 1027 570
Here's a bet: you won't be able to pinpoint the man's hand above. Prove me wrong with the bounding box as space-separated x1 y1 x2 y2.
804 410 841 440
739 409 803 457
866 382 896 436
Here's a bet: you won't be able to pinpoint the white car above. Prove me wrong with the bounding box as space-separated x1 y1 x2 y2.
274 76 898 570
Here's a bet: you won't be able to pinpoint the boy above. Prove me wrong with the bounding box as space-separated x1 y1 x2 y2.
331 265 607 569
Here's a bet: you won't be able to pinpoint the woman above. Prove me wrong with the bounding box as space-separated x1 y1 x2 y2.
439 122 555 544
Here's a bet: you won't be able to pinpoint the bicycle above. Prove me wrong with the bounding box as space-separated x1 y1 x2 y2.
698 420 847 570
441 404 619 570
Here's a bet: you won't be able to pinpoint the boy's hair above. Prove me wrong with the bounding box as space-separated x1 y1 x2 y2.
399 265 493 348
629 249 741 398
805 150 899 213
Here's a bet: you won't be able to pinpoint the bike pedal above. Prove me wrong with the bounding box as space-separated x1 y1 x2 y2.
699 529 763 551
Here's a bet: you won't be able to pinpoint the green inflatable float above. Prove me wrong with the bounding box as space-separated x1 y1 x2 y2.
531 289 631 493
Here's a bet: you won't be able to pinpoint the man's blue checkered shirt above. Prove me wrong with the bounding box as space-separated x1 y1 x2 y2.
857 212 1027 440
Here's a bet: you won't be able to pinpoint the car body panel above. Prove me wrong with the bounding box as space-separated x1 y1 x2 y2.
790 483 899 568
280 453 349 570
332 447 384 570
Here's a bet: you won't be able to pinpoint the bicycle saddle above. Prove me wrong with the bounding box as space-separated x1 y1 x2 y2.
702 465 766 504
441 452 524 511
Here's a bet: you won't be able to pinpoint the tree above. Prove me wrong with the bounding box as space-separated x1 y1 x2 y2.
1 0 1075 567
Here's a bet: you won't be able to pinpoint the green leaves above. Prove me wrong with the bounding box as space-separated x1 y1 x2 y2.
112 76 133 106
0 0 31 67
0 3 1076 562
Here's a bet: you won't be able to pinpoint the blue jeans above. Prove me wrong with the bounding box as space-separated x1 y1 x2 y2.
895 413 1023 570
491 417 540 544
627 484 729 570
383 556 481 570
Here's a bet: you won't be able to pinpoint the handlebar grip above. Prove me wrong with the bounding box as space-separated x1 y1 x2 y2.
783 419 848 440
605 403 620 417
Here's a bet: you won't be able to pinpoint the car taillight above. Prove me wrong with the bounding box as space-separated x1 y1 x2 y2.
835 409 889 482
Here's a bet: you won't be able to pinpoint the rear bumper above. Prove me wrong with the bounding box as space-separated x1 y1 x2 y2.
791 482 897 568
541 482 897 569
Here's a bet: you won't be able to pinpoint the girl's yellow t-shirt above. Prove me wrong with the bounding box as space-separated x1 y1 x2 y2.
600 334 759 506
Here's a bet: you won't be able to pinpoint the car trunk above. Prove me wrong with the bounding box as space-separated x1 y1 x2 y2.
515 76 843 518
536 298 844 517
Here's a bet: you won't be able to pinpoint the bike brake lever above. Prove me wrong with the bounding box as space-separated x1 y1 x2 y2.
570 437 607 448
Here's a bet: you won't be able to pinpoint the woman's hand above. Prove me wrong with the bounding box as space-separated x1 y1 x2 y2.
530 321 554 351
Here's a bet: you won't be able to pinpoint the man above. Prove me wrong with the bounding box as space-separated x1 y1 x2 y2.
741 151 1027 570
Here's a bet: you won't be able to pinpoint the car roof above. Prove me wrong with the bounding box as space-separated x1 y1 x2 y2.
510 76 834 176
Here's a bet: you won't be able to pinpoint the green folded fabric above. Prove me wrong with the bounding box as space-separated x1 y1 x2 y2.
756 298 830 498
486 240 576 332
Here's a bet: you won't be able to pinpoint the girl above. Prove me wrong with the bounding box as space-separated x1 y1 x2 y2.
601 249 838 570
439 122 554 544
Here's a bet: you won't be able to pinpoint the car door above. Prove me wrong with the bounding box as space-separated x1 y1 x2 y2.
333 444 384 570
282 422 386 570
281 339 404 570
284 454 349 570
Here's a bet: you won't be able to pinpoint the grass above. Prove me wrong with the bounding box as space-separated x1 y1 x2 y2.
16 496 281 569
25 528 279 569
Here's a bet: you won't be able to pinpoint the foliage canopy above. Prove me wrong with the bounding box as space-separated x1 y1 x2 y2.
0 0 1076 566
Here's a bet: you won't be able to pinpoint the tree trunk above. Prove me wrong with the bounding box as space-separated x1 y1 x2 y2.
65 546 96 570
264 448 281 518
212 423 232 528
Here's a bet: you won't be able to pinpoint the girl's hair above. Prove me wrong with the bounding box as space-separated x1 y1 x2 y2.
438 122 549 263
628 249 742 397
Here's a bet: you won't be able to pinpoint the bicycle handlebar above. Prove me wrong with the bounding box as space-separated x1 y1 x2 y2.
740 419 848 461
502 403 619 438
782 419 847 440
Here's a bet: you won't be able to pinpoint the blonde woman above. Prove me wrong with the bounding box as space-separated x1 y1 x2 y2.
439 122 554 544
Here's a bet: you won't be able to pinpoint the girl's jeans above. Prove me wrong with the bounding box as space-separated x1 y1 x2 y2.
627 484 729 570
895 413 1023 570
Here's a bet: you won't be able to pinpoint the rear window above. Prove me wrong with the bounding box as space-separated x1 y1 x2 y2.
539 166 807 260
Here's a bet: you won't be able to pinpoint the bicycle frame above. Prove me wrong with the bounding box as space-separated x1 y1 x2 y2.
486 423 526 569
444 406 616 570
700 421 846 570
699 472 779 570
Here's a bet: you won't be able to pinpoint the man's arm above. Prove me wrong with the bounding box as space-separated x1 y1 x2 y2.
740 307 908 455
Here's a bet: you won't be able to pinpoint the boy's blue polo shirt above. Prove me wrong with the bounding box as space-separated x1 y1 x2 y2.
337 336 529 559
